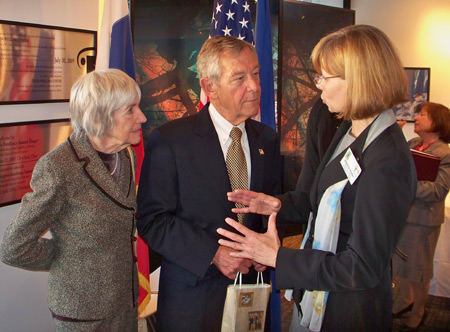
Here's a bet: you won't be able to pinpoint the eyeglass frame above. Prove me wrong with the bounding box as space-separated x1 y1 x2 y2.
313 74 340 85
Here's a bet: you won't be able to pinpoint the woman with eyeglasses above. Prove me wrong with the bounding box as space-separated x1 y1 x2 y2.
392 102 450 331
216 25 417 331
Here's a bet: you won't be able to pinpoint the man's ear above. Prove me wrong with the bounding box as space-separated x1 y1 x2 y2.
200 77 218 99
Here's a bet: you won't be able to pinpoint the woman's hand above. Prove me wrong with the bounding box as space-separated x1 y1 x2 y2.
217 212 280 268
227 189 281 216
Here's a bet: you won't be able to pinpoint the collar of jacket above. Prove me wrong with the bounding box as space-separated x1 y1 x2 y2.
67 131 136 211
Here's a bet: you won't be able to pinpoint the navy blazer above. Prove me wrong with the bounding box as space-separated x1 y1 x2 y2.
276 120 416 331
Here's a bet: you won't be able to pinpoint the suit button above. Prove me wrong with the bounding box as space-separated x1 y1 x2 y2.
134 212 140 219
131 235 137 242
133 256 138 263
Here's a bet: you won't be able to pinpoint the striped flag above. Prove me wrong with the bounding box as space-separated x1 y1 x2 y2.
97 0 151 315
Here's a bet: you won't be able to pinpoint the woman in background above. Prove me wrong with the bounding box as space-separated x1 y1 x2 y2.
217 25 417 332
392 102 450 331
0 69 147 332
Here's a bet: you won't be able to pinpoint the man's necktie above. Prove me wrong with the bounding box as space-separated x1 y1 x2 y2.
226 127 248 223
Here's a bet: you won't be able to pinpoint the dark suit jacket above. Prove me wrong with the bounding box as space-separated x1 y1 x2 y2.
276 119 417 331
137 104 281 332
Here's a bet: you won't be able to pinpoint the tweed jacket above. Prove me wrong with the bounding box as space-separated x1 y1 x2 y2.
0 131 139 320
407 137 450 227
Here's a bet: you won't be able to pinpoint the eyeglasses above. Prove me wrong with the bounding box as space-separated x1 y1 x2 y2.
314 74 340 85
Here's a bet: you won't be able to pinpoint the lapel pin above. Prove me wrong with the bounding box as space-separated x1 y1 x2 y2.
259 149 264 155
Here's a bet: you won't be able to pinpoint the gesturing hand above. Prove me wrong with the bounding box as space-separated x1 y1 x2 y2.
227 189 281 216
217 212 280 268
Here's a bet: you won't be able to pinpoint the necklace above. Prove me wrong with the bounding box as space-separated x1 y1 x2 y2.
110 152 119 175
416 139 437 152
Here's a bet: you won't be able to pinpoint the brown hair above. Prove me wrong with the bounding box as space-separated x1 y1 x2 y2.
417 102 450 143
311 25 408 120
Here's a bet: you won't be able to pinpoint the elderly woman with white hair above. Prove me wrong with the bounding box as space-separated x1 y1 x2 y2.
0 69 147 332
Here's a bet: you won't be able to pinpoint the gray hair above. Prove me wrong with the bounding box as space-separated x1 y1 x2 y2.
69 68 141 137
197 36 257 82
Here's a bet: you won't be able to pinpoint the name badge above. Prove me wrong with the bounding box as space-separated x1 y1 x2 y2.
340 148 361 185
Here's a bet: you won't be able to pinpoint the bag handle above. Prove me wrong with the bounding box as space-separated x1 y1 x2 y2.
233 272 243 286
256 271 263 285
233 271 264 287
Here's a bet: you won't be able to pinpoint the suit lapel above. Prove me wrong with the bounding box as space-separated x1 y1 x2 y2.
246 121 265 193
68 133 135 210
425 140 442 154
194 106 235 214
311 120 376 213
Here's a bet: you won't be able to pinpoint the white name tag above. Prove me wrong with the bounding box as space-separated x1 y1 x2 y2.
340 148 361 185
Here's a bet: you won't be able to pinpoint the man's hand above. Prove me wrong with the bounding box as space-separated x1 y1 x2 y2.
212 245 252 279
253 261 267 272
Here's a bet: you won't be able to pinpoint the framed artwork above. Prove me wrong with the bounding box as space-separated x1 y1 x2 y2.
0 20 96 105
393 67 430 122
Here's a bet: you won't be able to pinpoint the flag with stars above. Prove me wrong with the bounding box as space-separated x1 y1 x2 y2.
210 0 254 42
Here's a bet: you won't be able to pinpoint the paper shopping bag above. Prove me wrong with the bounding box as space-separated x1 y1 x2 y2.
221 272 271 332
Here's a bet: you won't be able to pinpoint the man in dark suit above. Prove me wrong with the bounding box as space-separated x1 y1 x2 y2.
137 36 281 332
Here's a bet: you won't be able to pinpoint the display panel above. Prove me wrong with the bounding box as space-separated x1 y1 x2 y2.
0 119 72 207
0 20 96 104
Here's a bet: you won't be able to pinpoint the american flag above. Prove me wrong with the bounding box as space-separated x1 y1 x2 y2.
199 0 254 110
210 0 254 42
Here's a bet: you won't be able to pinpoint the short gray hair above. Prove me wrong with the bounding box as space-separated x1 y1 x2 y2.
69 68 141 137
197 36 257 82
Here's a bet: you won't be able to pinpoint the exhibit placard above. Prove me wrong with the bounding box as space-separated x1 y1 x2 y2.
0 20 96 104
0 119 72 207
